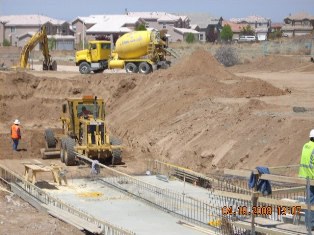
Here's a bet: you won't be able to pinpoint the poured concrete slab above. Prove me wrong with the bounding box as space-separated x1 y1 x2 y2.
44 178 211 235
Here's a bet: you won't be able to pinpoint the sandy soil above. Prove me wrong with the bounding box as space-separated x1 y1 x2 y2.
0 49 314 233
0 189 83 235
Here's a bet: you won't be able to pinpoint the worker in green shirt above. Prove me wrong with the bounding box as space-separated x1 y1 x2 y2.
299 129 314 230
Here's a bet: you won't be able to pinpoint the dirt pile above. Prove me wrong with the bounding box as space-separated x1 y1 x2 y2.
0 49 305 174
154 50 284 98
163 50 235 79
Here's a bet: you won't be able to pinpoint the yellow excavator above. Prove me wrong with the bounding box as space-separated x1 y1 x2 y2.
19 25 57 70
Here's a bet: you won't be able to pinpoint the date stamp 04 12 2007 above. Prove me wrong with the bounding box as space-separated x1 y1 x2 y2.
222 205 302 216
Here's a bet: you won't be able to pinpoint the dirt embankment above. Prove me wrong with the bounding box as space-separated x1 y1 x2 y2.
1 50 312 174
229 55 310 73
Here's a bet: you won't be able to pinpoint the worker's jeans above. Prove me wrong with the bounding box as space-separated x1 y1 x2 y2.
12 139 19 151
306 185 314 229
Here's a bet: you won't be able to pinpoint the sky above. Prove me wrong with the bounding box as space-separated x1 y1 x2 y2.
0 0 313 22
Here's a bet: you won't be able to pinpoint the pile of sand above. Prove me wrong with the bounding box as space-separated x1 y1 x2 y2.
0 49 292 172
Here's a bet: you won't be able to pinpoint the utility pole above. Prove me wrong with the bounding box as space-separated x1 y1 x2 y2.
82 21 85 50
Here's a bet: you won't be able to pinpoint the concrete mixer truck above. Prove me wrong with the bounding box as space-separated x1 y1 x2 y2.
75 30 173 74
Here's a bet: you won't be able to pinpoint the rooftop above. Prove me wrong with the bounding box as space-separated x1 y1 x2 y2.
127 12 188 23
230 15 270 24
285 12 314 21
185 13 221 28
0 14 65 26
173 27 200 34
81 15 142 33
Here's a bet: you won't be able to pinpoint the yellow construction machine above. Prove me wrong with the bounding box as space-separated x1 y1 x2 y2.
75 30 176 74
19 25 57 70
42 96 122 166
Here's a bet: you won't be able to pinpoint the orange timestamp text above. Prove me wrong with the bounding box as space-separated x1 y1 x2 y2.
222 206 301 216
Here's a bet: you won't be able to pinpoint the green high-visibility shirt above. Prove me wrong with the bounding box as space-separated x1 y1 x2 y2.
299 141 314 179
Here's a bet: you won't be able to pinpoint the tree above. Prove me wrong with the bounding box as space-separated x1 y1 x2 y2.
220 25 233 42
185 33 195 43
135 23 147 31
3 39 11 47
241 25 255 36
48 37 56 50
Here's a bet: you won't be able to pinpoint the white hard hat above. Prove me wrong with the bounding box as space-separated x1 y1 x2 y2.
13 119 20 125
310 129 314 138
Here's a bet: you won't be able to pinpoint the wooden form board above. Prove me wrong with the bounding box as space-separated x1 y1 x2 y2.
214 190 314 210
224 168 314 186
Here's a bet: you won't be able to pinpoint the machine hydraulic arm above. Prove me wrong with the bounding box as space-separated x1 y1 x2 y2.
19 26 57 70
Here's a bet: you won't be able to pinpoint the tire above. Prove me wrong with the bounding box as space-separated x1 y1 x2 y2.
93 69 104 74
125 63 138 73
138 62 151 74
79 62 91 74
64 138 76 166
60 138 66 163
110 137 122 165
50 60 57 71
45 128 56 148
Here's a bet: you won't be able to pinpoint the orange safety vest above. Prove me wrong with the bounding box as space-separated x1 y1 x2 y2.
11 125 20 139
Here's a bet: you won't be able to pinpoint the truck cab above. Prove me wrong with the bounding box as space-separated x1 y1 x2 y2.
75 41 111 74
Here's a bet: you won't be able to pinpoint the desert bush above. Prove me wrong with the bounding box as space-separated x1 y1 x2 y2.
215 46 239 67
3 39 11 47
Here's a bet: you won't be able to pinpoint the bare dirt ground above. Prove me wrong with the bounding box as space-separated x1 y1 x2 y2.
0 48 314 234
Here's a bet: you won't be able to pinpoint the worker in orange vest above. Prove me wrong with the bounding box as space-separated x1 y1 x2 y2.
11 119 21 151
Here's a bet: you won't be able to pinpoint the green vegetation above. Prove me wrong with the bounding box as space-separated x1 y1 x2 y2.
269 30 282 40
135 24 147 31
220 25 233 41
48 37 56 50
241 25 255 36
3 39 11 47
185 33 196 43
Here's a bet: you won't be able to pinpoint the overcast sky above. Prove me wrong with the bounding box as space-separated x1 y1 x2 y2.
0 0 313 22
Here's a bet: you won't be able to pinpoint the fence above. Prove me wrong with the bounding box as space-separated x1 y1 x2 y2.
0 164 135 235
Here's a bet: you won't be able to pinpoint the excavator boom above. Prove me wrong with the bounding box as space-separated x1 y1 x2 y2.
19 26 57 70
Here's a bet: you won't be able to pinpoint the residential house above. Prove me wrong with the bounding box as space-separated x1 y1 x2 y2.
127 12 192 42
230 15 271 41
222 21 247 41
282 12 314 37
0 15 74 49
71 15 145 48
186 13 223 42
173 28 200 42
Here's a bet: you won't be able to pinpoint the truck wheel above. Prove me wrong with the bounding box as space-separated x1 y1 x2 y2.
138 62 151 74
110 137 122 165
125 63 138 73
45 128 56 148
50 60 57 71
64 138 76 166
79 62 91 74
60 138 66 163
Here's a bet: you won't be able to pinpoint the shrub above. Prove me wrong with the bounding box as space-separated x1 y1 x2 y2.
221 25 233 42
3 39 11 47
185 33 196 44
135 24 147 31
215 46 239 67
48 37 56 50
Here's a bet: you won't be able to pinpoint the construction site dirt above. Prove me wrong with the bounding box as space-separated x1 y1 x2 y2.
1 48 314 234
